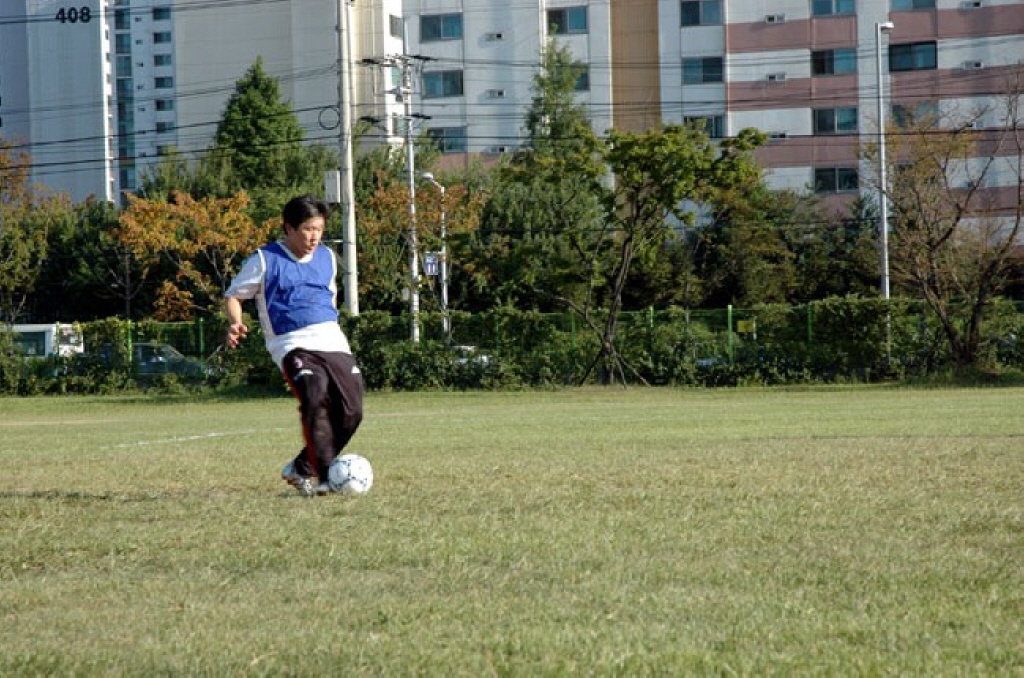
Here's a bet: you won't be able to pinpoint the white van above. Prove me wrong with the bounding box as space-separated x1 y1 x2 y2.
6 323 84 358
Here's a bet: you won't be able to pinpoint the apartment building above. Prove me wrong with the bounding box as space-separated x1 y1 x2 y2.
401 0 1023 210
0 0 116 202
2 0 1021 207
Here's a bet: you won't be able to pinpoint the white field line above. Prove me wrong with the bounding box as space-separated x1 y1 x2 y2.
111 428 291 449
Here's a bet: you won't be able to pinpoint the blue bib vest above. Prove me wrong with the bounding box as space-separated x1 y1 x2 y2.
260 242 338 335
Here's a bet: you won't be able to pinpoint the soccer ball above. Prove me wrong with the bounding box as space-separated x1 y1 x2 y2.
328 454 374 495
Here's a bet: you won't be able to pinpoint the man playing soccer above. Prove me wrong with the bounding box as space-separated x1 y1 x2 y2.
224 195 364 496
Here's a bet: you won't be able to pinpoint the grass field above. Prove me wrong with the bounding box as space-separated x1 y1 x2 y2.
1 387 1022 676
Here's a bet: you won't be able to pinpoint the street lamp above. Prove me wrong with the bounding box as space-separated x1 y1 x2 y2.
876 21 894 301
420 172 450 341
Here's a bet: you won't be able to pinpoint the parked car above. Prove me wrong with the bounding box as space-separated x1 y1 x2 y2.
452 345 491 367
132 342 212 378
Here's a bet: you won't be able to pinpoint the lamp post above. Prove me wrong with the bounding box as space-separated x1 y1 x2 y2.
421 172 450 341
876 21 894 301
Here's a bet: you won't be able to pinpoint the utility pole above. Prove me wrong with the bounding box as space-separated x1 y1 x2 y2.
403 58 420 344
336 0 358 315
361 47 432 343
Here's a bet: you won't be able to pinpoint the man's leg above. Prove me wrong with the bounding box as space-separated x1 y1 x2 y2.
323 352 364 456
282 350 336 481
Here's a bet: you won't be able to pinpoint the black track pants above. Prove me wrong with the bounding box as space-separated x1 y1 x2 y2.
282 349 364 481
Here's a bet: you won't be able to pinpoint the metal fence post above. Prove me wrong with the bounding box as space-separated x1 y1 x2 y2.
727 304 734 364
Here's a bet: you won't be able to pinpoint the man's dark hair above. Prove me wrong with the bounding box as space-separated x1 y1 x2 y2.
282 195 329 230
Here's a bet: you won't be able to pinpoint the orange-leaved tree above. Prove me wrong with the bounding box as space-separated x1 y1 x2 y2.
359 172 483 314
117 191 276 320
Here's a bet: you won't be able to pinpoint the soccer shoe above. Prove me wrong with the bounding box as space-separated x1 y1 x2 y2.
281 461 316 497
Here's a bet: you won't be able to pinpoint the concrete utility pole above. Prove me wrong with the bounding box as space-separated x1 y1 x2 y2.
403 58 420 344
337 0 359 315
362 43 432 343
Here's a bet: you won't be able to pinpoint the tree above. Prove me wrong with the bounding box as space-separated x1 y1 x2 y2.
510 41 605 187
34 199 151 320
358 173 483 315
471 41 607 312
870 70 1024 370
213 57 306 191
137 59 338 229
0 142 69 323
117 191 276 320
580 125 766 384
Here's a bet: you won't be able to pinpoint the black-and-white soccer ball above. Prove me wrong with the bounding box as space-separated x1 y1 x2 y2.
328 454 373 495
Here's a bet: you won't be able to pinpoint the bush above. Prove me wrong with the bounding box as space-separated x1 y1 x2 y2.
2 298 1022 394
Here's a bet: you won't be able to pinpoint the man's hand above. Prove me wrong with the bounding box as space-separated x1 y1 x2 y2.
226 321 248 349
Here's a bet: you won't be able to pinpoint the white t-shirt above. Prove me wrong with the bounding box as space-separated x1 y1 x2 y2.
225 244 352 369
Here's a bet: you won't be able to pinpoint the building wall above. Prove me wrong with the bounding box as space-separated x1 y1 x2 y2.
1 0 114 202
401 0 614 161
3 0 1022 209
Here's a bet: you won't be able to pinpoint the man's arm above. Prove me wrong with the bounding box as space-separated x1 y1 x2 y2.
225 296 248 349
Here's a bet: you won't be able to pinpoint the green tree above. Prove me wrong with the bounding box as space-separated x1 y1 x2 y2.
471 41 607 312
0 143 69 323
137 59 338 227
576 125 764 383
510 41 605 187
213 57 306 191
34 199 152 320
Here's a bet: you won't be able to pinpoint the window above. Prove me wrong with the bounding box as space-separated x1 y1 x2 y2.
681 0 723 26
683 57 724 84
152 6 171 20
889 42 937 72
115 34 132 54
814 167 859 193
119 168 136 191
548 7 587 35
812 0 855 16
154 54 172 67
892 0 934 9
812 48 857 76
422 71 464 98
116 56 132 76
427 127 468 153
155 76 174 89
155 99 175 111
685 115 725 138
892 101 938 127
156 121 173 133
390 15 403 39
115 9 130 30
813 107 858 134
574 65 590 92
420 13 462 41
153 32 172 44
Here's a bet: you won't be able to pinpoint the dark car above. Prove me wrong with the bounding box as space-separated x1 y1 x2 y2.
132 342 209 378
